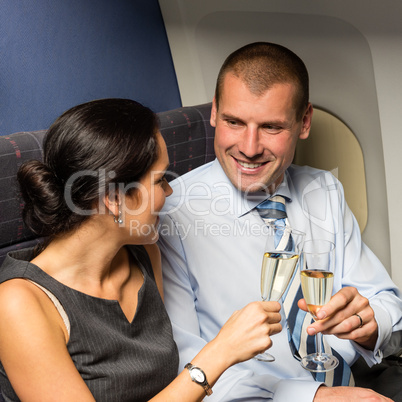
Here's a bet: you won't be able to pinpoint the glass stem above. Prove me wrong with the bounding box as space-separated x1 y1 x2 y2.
315 331 323 359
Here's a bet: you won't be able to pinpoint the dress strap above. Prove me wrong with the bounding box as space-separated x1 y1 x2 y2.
27 279 71 337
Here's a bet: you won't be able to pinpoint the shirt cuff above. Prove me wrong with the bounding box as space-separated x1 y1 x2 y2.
351 303 391 366
273 379 322 402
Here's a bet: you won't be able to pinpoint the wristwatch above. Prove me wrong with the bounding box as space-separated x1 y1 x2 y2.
185 363 213 396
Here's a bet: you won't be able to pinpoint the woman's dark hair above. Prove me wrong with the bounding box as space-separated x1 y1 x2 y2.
18 98 159 237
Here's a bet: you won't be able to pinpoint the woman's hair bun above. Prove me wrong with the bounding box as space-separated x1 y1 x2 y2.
17 159 68 236
17 98 159 238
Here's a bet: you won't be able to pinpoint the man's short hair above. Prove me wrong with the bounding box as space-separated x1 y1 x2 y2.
215 42 309 121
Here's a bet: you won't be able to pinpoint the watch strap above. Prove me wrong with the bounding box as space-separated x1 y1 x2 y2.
185 363 213 396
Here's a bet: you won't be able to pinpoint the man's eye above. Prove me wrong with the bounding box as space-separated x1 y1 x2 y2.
263 125 281 133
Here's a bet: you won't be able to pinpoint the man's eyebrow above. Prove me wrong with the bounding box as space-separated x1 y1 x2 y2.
220 112 286 127
221 112 236 119
220 113 244 122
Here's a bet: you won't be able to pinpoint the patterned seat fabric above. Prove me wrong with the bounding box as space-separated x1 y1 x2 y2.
0 131 47 264
158 102 215 178
0 103 214 265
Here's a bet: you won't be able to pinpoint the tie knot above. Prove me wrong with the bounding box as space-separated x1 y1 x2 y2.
256 195 287 220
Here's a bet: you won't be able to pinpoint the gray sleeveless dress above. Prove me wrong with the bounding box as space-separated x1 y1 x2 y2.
0 246 179 401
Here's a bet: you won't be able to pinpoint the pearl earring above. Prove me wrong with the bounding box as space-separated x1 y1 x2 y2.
114 210 123 224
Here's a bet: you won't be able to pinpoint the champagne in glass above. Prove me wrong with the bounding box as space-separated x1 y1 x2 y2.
255 225 305 362
261 251 299 302
300 240 338 372
300 270 334 320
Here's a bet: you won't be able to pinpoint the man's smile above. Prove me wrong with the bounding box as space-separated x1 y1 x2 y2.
233 157 270 172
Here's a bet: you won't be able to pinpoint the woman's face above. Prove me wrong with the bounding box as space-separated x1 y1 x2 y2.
122 132 172 243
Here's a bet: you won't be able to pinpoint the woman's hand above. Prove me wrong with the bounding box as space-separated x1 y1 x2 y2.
151 301 282 402
212 301 282 366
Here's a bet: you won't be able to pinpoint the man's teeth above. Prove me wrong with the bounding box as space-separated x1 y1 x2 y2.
238 161 262 168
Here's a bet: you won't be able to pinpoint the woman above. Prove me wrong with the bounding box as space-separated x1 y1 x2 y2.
0 99 281 401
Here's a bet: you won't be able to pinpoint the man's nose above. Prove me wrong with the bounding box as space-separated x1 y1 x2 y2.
238 127 264 158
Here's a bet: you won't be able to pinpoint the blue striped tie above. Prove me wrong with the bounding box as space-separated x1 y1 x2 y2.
256 196 353 386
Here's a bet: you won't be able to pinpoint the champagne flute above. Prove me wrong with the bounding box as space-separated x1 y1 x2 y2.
300 239 339 372
255 224 306 362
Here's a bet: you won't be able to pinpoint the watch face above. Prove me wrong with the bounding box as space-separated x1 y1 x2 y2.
192 368 206 382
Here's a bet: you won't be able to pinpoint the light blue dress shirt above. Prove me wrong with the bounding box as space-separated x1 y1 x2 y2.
158 159 402 402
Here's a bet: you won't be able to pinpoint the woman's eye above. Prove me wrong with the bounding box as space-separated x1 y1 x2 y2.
158 175 167 185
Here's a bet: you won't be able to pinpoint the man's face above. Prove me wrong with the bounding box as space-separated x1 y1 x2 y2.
211 73 312 194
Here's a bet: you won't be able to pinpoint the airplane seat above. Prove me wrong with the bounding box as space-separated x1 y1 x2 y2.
158 102 216 179
0 131 47 265
293 106 368 233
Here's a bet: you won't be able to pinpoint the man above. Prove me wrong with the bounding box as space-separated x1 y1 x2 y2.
158 42 401 401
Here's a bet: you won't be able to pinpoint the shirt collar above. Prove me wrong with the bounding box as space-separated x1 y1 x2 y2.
210 160 292 218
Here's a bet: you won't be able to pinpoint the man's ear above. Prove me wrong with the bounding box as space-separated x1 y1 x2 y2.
210 96 217 128
299 103 313 140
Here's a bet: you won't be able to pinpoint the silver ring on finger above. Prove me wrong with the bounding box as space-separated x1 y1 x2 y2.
353 313 363 328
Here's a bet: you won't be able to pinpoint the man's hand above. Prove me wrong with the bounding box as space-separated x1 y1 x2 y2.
298 286 378 350
314 385 394 401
